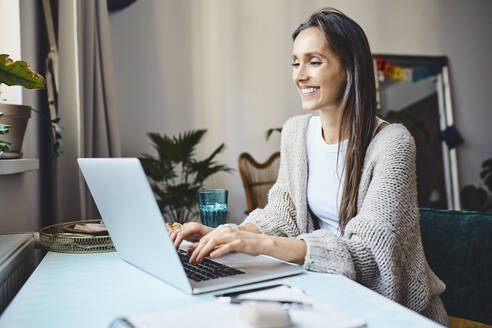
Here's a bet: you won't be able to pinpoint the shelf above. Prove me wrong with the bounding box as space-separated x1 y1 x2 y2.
0 159 39 175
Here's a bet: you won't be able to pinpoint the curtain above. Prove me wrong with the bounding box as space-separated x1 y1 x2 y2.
77 0 121 219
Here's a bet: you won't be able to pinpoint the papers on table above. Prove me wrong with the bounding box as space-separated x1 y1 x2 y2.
111 285 366 328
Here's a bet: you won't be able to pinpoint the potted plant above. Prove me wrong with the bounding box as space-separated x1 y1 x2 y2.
0 54 44 158
0 54 62 158
461 157 492 213
139 129 233 224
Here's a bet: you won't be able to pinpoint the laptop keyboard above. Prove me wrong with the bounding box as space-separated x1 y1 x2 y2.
178 249 245 282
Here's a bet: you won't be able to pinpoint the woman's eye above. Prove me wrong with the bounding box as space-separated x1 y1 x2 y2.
310 61 322 65
291 63 300 67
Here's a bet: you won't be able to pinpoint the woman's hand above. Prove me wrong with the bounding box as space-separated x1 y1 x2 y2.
169 222 307 265
188 225 271 264
169 222 214 249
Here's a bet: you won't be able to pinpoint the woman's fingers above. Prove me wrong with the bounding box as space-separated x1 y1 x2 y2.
188 236 210 263
189 229 237 263
173 224 198 249
172 222 216 250
190 238 215 264
173 227 196 249
189 234 221 264
186 229 267 263
169 229 178 243
186 243 198 253
210 241 238 258
187 242 222 255
172 229 184 249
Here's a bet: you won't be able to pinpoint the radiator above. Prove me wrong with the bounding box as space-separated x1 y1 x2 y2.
0 234 36 314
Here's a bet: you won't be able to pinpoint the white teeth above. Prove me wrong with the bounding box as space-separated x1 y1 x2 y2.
301 87 317 94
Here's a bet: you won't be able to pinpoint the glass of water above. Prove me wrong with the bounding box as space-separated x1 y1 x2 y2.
197 189 228 228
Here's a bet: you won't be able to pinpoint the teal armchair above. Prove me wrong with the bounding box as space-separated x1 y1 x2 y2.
419 208 492 327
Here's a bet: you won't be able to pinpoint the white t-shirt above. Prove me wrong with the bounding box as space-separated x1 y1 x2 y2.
306 116 385 236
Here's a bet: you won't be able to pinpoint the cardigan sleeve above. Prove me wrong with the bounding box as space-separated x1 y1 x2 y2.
241 118 300 237
297 127 428 307
241 182 300 237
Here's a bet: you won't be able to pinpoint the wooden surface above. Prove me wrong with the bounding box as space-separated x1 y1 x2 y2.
238 152 280 214
449 316 492 328
0 158 39 175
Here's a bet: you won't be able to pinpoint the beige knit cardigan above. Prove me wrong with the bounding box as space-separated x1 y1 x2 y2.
242 114 448 325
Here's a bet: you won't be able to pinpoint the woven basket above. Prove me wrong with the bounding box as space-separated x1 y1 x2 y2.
40 220 115 254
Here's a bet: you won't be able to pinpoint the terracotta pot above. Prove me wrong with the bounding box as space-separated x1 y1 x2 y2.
0 103 31 159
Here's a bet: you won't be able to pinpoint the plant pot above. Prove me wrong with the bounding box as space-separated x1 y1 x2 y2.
0 103 31 159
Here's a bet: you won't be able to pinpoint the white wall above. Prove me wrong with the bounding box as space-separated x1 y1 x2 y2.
0 0 41 233
109 0 492 223
0 0 22 104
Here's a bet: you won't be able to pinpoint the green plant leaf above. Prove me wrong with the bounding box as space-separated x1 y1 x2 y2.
188 143 233 184
0 123 10 135
480 158 492 193
204 143 226 163
186 146 223 180
0 54 45 89
172 129 207 164
482 158 492 169
266 128 282 140
147 130 207 167
55 147 64 156
191 161 233 185
142 129 232 223
152 182 200 224
139 156 176 182
166 183 200 208
0 138 10 152
147 132 179 163
0 113 10 137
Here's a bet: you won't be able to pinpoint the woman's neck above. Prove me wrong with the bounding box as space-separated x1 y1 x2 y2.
319 108 345 144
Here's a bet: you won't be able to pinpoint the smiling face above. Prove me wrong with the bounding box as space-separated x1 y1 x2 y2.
292 27 347 113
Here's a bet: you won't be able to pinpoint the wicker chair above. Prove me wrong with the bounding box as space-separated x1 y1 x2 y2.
238 152 280 215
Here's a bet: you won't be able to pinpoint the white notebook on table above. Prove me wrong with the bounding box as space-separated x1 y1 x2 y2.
111 285 366 328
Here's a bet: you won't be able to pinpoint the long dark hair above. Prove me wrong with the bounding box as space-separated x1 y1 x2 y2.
293 8 377 234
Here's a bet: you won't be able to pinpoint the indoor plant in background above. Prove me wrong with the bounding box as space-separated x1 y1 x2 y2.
139 129 233 224
0 112 10 154
0 54 63 158
461 157 492 213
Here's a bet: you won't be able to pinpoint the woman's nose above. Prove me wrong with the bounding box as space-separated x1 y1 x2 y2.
294 64 308 83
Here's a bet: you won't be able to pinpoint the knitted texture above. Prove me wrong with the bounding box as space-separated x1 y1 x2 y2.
242 114 448 325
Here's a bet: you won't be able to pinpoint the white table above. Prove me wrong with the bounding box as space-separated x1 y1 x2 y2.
0 251 442 327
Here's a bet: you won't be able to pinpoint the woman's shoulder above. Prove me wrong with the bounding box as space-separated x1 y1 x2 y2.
367 123 416 158
279 114 312 140
282 114 312 130
277 114 312 158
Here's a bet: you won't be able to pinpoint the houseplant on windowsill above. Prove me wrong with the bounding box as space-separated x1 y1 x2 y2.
0 54 63 159
139 129 233 224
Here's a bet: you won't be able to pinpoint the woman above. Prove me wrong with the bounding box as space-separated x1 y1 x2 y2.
171 8 447 325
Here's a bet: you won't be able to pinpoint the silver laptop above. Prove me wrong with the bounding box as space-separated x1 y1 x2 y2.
78 158 303 294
